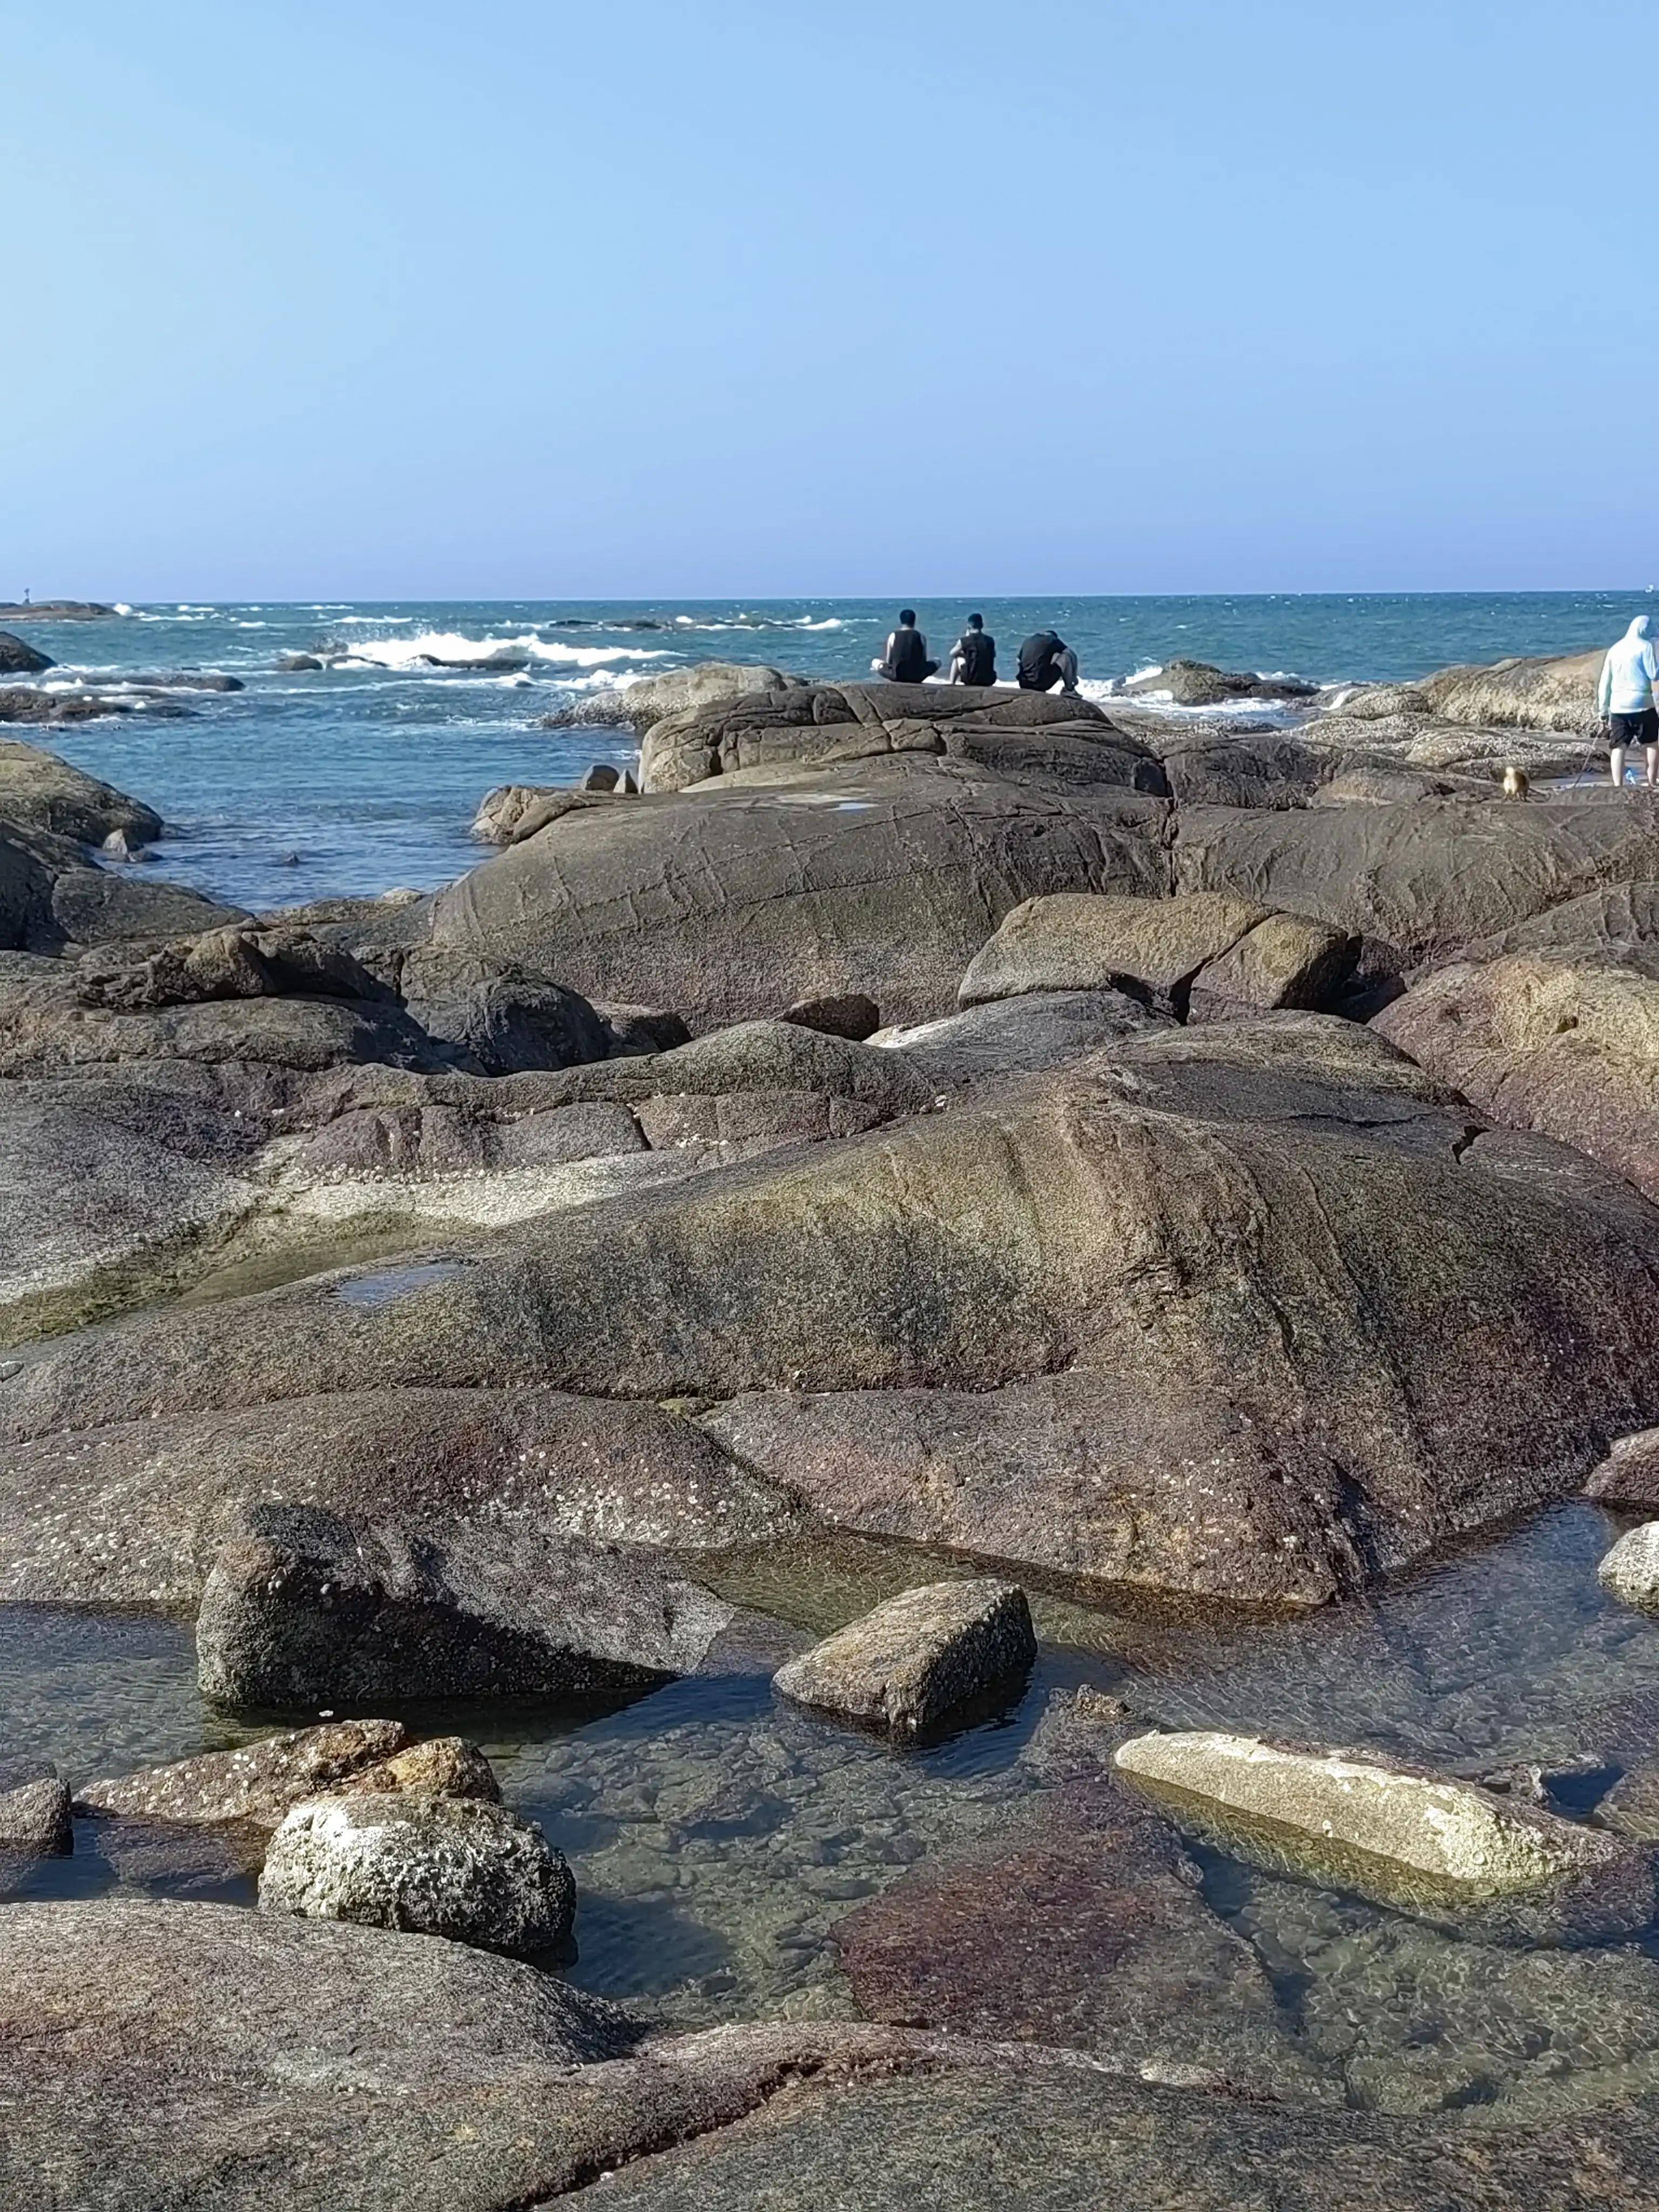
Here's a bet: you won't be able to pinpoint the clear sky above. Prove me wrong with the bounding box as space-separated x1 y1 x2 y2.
3 0 1649 599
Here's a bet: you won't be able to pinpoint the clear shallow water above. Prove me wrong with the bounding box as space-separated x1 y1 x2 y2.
9 1502 1659 2113
14 590 1654 913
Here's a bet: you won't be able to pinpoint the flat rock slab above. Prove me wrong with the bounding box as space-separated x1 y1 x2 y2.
772 1579 1035 1738
1116 1731 1655 1944
258 1791 574 1958
195 1503 732 1709
835 1779 1331 2098
1599 1522 1659 1610
75 1718 413 1827
959 890 1267 1009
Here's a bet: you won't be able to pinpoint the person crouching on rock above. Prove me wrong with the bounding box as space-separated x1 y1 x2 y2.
1017 628 1080 695
949 613 997 687
1599 615 1659 790
879 609 940 684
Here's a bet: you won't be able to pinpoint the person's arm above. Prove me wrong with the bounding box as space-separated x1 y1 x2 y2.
1599 651 1614 718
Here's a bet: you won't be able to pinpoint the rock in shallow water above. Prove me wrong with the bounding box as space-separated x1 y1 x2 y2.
1599 1521 1659 1611
0 1775 71 1856
75 1718 413 1827
258 1791 574 1958
195 1503 732 1709
1115 1730 1655 1944
772 1579 1035 1738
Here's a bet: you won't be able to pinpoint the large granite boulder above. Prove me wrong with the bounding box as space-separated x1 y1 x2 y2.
0 737 157 844
0 1385 799 1605
395 757 1171 1031
12 1018 1659 1608
1115 1731 1655 1944
194 1505 733 1708
1175 795 1659 981
258 1792 574 1958
1419 647 1604 734
0 819 247 955
559 658 797 743
1372 951 1659 1199
772 1579 1035 1736
396 952 610 1074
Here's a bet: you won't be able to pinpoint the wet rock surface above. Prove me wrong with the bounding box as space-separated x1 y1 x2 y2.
75 1717 414 1826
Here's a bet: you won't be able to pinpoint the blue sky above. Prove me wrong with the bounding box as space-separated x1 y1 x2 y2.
3 1 1648 598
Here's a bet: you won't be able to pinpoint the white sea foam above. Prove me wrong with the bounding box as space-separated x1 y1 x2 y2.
333 630 671 672
1126 663 1164 684
113 604 134 617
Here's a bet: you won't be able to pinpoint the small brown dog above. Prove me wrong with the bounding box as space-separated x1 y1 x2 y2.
1501 763 1530 800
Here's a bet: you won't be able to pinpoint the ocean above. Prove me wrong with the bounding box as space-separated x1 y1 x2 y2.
14 591 1649 913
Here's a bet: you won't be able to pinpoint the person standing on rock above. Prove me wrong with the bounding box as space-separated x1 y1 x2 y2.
1017 629 1081 694
1599 616 1659 789
949 614 997 687
878 610 939 685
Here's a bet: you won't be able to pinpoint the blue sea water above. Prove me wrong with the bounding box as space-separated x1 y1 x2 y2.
14 591 1652 913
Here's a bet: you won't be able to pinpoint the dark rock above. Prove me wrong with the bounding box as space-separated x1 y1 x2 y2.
581 761 621 793
780 991 880 1041
0 1777 71 1856
0 601 114 619
0 687 154 726
194 1503 733 1708
76 924 388 1013
1127 658 1318 707
399 952 609 1075
258 1791 574 1958
75 1719 414 1828
0 736 161 846
1157 731 1330 809
278 652 323 672
596 1000 693 1056
874 987 1164 1086
772 1579 1035 1737
0 633 52 675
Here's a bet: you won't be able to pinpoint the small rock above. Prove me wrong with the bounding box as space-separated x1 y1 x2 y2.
1588 1429 1659 1505
275 849 301 867
75 1719 412 1829
258 1792 574 1958
595 1000 693 1057
1114 1730 1655 1945
781 992 882 1042
1597 1522 1659 1610
772 1579 1036 1739
338 1736 500 1804
579 762 621 793
277 652 323 672
0 1777 72 1856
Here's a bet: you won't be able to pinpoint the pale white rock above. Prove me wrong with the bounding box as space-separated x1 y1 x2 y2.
1598 1521 1659 1610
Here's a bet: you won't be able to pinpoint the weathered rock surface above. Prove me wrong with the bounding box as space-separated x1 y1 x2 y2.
12 1017 1659 1608
1373 951 1659 1199
1419 648 1603 734
1127 658 1317 707
396 756 1171 1031
772 1579 1035 1737
259 1791 574 1957
1599 1521 1659 1611
1 818 246 955
75 1719 413 1827
1176 794 1659 980
780 990 881 1041
0 1775 71 1854
195 1505 733 1708
1115 1731 1656 1943
0 738 157 847
1586 1425 1659 1506
1155 729 1331 811
471 783 610 845
556 658 797 741
1185 909 1358 1022
0 1385 799 1604
341 1734 501 1803
397 951 609 1074
872 986 1164 1086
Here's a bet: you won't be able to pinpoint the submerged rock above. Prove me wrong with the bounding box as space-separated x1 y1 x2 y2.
75 1719 413 1828
772 1579 1035 1737
1598 1521 1659 1611
195 1504 732 1709
0 1776 71 1856
1114 1730 1655 1944
258 1792 574 1958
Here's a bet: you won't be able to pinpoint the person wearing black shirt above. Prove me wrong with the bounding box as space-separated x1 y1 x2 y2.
949 613 997 687
1017 629 1080 694
878 609 939 684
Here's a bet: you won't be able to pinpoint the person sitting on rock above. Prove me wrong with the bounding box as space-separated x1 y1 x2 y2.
1016 629 1080 694
878 610 939 685
1599 615 1659 790
948 614 997 687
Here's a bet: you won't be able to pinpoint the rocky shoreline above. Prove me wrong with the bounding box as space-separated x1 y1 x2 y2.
9 640 1659 2203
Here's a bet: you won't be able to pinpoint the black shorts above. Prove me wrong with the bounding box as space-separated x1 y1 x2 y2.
1611 709 1659 746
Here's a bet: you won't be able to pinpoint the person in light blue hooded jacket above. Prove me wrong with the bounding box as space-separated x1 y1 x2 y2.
1599 615 1659 788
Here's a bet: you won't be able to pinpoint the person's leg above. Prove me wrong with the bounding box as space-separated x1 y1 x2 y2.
1611 746 1627 788
1646 745 1658 788
1057 647 1080 694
